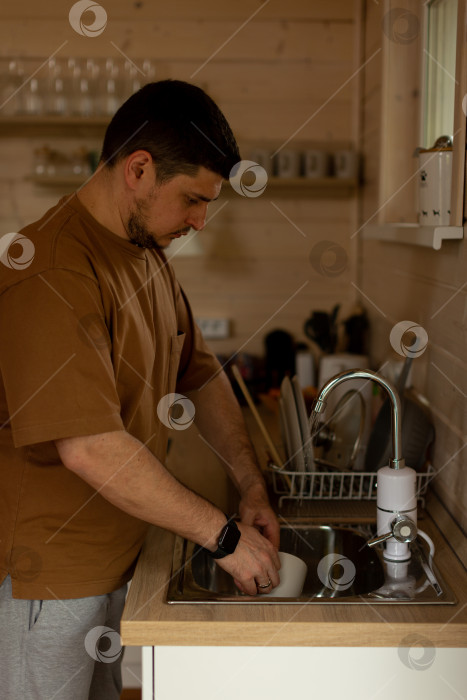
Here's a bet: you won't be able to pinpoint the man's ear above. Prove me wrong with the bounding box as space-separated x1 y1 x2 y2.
124 150 154 191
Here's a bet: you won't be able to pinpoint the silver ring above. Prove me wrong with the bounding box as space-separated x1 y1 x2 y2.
256 579 272 589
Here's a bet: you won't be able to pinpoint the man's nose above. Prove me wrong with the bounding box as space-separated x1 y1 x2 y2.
186 205 208 231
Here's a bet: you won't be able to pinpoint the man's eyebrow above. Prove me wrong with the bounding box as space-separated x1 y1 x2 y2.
189 191 219 203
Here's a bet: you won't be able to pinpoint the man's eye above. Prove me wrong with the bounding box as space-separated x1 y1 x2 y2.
187 197 199 205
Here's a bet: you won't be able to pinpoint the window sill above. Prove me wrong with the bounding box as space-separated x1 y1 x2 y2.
363 223 464 250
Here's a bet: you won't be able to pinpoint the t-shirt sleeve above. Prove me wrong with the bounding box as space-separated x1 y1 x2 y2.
174 283 222 393
0 269 124 447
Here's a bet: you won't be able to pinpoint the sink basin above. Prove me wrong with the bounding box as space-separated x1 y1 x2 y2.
166 521 456 604
192 525 383 598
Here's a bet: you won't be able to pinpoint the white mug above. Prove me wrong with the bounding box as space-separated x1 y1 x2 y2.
303 150 330 178
334 150 358 179
265 551 308 598
418 148 452 226
274 150 301 178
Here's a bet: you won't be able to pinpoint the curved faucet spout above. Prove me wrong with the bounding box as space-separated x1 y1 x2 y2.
311 369 404 469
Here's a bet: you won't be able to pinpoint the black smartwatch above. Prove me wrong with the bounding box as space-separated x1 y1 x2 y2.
208 516 241 559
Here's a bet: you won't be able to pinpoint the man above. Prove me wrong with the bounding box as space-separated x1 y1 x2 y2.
0 80 280 700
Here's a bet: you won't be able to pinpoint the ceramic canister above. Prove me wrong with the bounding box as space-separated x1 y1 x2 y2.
302 150 330 178
333 150 359 179
274 150 301 178
418 147 452 226
249 148 274 177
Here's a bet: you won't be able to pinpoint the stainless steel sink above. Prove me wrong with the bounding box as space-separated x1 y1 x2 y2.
166 521 456 604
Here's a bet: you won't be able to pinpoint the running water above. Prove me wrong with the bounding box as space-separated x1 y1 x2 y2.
308 410 322 439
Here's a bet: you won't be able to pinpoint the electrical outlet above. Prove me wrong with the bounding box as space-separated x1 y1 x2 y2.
196 318 230 339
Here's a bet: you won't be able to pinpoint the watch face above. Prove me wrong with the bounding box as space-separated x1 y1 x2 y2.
219 521 240 554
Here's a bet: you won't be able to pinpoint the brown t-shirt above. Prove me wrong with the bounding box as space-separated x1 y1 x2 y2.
0 194 221 599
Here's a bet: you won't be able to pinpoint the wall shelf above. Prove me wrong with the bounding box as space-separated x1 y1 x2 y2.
30 173 358 196
2 117 357 196
363 223 464 250
29 174 91 187
0 116 110 126
0 115 109 137
224 176 357 198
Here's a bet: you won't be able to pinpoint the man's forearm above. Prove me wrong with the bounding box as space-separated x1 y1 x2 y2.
56 430 226 551
186 371 267 496
187 371 280 548
56 427 281 595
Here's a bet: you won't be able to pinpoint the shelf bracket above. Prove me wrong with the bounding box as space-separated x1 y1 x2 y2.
363 223 464 250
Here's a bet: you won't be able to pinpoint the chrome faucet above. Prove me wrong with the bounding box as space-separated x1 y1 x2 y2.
310 369 417 561
310 369 404 468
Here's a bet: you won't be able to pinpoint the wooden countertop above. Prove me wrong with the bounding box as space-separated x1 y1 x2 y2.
121 510 467 648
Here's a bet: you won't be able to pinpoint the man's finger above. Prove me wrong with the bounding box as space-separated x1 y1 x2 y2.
261 520 281 550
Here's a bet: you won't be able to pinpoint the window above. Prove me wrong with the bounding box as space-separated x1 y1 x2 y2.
423 0 458 147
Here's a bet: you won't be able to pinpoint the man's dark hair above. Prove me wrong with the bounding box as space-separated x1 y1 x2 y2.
100 80 240 182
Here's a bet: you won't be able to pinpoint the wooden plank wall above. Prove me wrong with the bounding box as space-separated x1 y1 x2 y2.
0 0 360 360
358 0 467 531
0 0 464 558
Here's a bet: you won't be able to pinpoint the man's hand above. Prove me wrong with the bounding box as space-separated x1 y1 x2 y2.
215 522 280 595
238 481 280 549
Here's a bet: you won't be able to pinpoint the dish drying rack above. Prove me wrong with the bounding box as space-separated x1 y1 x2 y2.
230 365 435 509
265 462 435 508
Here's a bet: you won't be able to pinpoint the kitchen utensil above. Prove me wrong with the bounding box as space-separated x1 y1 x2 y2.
280 377 306 472
264 329 295 389
317 353 372 470
295 349 315 388
364 357 435 471
231 365 292 490
291 375 315 471
304 305 339 354
279 397 293 464
319 389 365 470
342 308 368 354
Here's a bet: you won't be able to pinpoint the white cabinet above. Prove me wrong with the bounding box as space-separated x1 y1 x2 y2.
142 645 467 700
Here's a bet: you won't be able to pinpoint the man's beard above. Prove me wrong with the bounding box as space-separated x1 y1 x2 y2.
126 198 190 250
127 199 160 249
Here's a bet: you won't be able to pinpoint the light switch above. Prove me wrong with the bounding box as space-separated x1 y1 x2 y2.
196 318 230 339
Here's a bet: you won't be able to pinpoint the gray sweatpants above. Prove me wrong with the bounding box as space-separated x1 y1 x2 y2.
0 575 127 700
